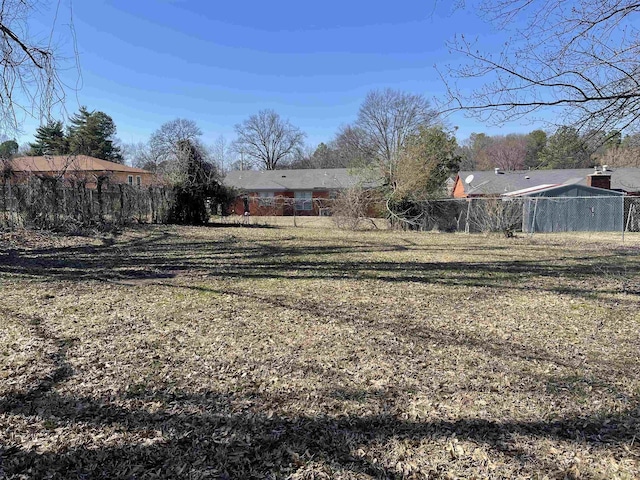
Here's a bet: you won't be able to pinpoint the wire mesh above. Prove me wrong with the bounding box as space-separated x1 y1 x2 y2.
226 194 635 235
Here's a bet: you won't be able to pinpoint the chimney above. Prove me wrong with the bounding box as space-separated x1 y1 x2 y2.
587 170 611 190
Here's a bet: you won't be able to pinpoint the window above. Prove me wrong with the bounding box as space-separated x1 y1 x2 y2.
294 191 312 211
127 175 133 186
136 176 141 186
257 191 275 206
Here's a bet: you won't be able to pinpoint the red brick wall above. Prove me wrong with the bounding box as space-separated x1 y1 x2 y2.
231 191 335 216
587 174 611 190
229 190 391 217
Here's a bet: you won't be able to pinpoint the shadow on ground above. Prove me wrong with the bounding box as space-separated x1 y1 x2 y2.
0 326 637 479
1 229 639 477
1 228 638 299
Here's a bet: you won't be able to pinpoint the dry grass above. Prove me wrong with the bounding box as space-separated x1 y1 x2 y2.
0 225 639 479
212 215 390 230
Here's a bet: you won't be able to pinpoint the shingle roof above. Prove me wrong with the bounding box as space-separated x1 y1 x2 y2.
457 167 640 196
10 156 150 174
224 168 381 191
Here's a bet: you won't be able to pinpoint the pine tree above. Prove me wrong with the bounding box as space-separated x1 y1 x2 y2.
29 121 69 156
0 139 18 159
538 127 591 169
67 107 123 163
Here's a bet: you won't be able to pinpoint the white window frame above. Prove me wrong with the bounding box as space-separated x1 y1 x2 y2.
127 175 133 186
257 191 275 206
294 191 313 211
136 175 141 186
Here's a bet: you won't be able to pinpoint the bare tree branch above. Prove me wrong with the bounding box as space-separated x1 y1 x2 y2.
355 89 439 183
440 0 640 134
0 0 73 134
233 110 305 170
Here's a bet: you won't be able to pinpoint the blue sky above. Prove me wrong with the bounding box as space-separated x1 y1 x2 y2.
17 0 544 152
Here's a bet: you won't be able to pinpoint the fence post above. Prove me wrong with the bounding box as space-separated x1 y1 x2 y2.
464 198 471 234
622 195 626 243
529 197 539 236
6 178 12 229
97 178 104 223
119 184 124 225
149 186 154 223
625 200 635 233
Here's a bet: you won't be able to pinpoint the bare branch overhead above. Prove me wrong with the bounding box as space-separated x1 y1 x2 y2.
0 0 74 134
440 0 640 134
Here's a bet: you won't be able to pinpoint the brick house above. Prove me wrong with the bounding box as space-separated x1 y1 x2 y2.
6 155 156 188
224 168 380 216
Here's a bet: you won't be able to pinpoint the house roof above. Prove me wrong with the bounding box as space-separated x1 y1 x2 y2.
9 156 150 175
224 168 381 191
501 184 561 196
502 183 624 197
456 167 640 196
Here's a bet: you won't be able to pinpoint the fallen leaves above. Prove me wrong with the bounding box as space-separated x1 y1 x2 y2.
0 226 639 478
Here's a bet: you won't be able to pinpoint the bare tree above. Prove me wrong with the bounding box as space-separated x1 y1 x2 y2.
1 0 73 134
598 145 640 167
458 132 493 170
210 134 232 173
331 185 379 230
150 119 202 156
120 141 157 169
332 125 378 167
355 89 439 181
278 143 316 169
441 0 640 136
467 133 493 170
233 110 305 170
149 118 203 174
479 134 528 171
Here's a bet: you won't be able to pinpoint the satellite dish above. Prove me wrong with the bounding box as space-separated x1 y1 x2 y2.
465 174 475 185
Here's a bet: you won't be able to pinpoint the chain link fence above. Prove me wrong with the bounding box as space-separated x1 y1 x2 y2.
391 196 637 235
219 193 640 235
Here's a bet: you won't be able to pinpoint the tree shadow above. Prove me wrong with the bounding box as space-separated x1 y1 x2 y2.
1 230 639 300
1 264 639 478
1 380 637 478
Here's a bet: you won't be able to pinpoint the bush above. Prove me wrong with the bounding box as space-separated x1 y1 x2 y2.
332 186 378 230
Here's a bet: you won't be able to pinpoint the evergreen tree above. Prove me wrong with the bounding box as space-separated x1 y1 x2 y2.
29 121 69 156
524 130 547 169
538 127 591 169
67 107 123 163
0 139 18 159
395 126 460 200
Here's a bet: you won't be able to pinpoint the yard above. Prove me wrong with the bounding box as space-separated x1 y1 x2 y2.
0 225 639 479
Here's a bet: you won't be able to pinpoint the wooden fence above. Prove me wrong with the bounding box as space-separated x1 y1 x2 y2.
0 177 174 230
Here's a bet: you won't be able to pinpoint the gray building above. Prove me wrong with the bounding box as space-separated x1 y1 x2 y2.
502 183 624 233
